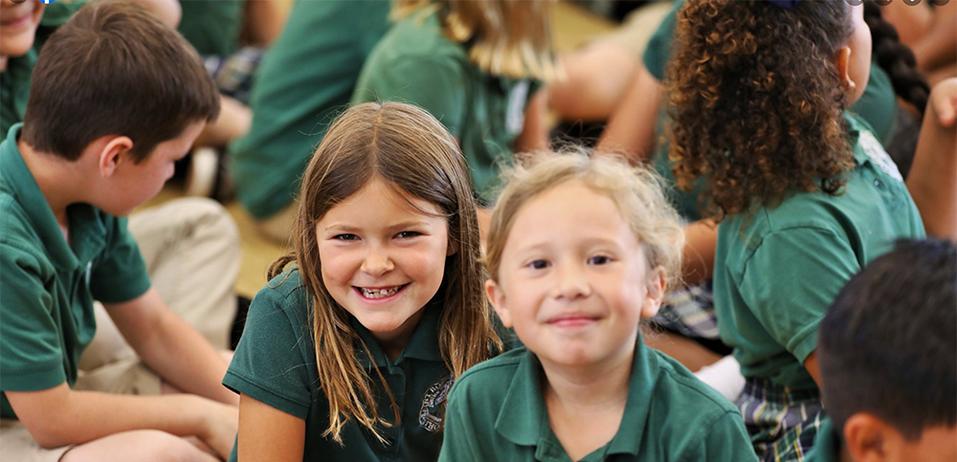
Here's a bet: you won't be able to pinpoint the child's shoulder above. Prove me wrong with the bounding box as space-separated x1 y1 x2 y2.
450 347 528 399
645 349 741 421
372 10 467 65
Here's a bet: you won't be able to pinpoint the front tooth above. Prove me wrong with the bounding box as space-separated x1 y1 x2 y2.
362 287 398 299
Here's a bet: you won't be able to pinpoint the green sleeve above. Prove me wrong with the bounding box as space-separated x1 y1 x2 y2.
437 380 480 462
223 285 314 420
738 227 860 363
696 412 759 461
89 216 151 304
0 243 67 392
352 55 466 137
642 0 681 81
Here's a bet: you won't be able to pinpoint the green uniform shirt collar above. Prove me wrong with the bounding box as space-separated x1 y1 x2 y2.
844 112 872 167
0 124 106 270
352 300 444 369
494 339 656 458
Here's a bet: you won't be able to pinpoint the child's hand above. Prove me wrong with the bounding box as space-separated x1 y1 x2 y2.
928 78 957 128
199 399 239 459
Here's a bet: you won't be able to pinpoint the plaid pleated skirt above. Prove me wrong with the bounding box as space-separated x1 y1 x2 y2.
736 377 824 462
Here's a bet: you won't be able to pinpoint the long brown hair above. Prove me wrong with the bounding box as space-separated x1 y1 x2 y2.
666 0 856 218
268 102 501 443
393 0 558 81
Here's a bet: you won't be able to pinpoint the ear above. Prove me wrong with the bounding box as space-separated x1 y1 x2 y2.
640 266 666 319
485 278 512 328
844 413 899 462
96 136 135 178
834 46 857 95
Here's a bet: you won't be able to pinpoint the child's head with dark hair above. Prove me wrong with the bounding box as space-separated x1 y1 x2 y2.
819 239 957 461
21 0 219 162
667 1 871 217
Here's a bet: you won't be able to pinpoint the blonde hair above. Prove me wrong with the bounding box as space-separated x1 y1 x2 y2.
486 151 684 289
268 102 502 443
393 0 559 81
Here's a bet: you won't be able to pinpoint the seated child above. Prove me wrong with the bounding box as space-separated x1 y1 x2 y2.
225 102 504 461
0 0 240 353
811 238 956 462
0 2 238 460
439 153 757 461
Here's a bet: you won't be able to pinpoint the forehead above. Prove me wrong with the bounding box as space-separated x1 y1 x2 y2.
321 177 445 225
505 180 633 247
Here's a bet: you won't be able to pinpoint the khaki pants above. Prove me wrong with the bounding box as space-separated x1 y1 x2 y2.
0 360 162 462
80 197 240 369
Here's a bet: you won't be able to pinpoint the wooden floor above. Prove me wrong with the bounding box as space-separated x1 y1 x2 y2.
147 2 615 299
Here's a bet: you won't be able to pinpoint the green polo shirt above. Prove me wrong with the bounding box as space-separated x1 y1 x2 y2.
806 418 841 462
351 9 538 204
224 269 454 461
177 0 244 57
439 339 757 462
0 124 152 419
713 113 925 391
642 0 898 220
0 51 34 137
229 0 391 219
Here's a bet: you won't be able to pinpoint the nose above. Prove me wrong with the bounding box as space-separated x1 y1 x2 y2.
553 260 591 300
360 245 394 277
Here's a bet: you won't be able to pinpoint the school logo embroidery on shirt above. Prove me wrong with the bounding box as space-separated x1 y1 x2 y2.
505 81 530 136
858 129 904 182
418 375 453 432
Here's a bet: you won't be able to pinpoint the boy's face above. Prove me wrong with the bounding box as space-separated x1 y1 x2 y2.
103 121 203 216
0 0 44 59
487 180 663 370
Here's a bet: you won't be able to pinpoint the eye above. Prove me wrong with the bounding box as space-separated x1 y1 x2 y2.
526 259 550 270
395 231 423 239
587 255 613 266
332 233 360 241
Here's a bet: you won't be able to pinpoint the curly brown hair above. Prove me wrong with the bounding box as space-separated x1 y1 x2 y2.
666 0 858 218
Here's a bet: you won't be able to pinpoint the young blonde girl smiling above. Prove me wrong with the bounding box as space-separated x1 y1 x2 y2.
224 102 502 461
440 153 756 461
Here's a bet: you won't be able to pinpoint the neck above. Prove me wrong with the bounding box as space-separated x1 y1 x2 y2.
18 138 88 228
0 56 8 72
540 341 633 416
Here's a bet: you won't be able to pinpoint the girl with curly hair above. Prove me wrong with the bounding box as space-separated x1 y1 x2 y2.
666 2 930 460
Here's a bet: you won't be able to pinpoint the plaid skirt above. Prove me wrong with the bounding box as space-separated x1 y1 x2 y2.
203 46 264 104
736 378 824 462
649 280 733 356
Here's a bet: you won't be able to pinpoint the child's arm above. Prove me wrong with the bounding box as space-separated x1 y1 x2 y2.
6 383 236 457
237 394 305 461
104 287 237 406
906 77 957 240
595 64 664 164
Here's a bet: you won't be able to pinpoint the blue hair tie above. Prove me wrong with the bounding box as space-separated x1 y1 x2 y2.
768 0 799 8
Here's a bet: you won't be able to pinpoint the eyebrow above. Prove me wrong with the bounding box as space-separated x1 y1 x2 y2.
322 221 434 233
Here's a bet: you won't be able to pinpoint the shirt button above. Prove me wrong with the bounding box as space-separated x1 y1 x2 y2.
873 179 883 188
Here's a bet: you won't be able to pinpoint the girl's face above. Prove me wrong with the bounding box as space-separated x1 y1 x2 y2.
486 180 664 371
316 176 451 352
0 0 44 60
844 4 872 105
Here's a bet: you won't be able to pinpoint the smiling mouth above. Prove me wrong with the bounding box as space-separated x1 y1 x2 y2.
354 284 409 300
546 314 600 327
